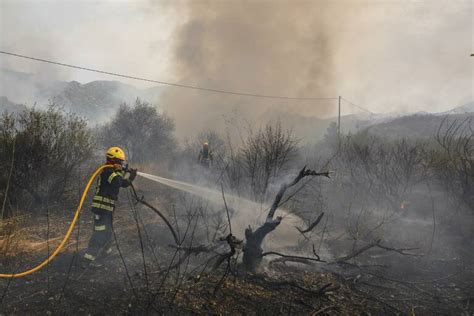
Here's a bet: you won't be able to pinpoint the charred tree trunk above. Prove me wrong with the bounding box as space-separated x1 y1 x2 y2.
243 218 282 271
242 167 329 272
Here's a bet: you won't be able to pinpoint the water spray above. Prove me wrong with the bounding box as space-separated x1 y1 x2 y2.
136 171 305 245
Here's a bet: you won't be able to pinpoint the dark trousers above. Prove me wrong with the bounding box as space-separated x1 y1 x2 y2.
200 159 210 169
84 212 113 261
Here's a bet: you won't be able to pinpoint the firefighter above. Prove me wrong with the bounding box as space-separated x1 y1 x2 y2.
82 146 137 267
198 142 213 169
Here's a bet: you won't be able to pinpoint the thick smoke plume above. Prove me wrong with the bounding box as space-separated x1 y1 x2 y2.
162 0 472 138
160 1 344 137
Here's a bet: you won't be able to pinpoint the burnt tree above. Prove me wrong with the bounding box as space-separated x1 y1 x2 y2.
242 167 329 272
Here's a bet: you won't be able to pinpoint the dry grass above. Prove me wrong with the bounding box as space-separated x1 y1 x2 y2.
0 214 83 260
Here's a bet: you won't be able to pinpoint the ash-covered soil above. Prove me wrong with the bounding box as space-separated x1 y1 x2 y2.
1 211 473 315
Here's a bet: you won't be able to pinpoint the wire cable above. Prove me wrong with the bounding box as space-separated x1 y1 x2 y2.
0 50 338 101
341 97 375 114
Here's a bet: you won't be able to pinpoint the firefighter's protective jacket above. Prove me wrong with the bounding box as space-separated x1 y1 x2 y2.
91 167 131 215
198 148 213 165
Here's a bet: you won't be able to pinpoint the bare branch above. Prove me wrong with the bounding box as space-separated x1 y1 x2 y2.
267 167 329 220
374 244 420 256
169 244 219 255
334 240 380 263
130 183 180 245
220 184 232 235
334 239 420 263
296 212 325 234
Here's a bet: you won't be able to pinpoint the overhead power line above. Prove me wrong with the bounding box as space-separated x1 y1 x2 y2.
341 97 375 114
0 50 338 101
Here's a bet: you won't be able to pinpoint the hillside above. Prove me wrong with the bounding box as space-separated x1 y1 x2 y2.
366 112 473 139
1 68 472 138
0 96 27 114
50 80 142 122
438 102 474 115
0 68 162 123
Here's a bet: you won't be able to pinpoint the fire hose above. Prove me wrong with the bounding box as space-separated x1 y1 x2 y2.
0 164 111 278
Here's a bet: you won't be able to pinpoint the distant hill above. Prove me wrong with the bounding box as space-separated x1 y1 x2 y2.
0 68 163 123
0 96 27 114
266 109 473 142
49 80 144 122
365 112 473 139
1 68 472 139
437 102 474 115
257 108 410 143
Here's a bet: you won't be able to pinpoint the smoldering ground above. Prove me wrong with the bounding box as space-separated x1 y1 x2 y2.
0 100 472 315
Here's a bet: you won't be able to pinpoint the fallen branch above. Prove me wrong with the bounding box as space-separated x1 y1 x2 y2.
169 244 219 254
334 240 380 263
374 244 420 256
261 250 325 263
312 305 337 315
334 240 420 263
270 257 316 266
296 212 325 235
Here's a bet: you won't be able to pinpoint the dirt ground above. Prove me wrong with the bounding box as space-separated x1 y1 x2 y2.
0 210 473 315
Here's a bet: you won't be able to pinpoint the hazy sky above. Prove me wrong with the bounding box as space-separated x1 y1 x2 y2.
0 0 179 83
0 0 472 120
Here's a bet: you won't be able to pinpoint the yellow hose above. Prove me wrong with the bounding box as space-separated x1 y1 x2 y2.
0 164 111 278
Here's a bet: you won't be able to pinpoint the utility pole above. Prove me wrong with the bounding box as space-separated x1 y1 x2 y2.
338 96 341 142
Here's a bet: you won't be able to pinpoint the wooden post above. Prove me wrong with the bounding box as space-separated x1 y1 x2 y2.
338 96 341 143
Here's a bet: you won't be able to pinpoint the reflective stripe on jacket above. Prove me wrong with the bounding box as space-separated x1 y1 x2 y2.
91 167 131 213
91 195 115 212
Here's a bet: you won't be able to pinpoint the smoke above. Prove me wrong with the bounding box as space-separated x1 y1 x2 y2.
161 0 472 138
160 0 343 137
331 0 473 114
1 0 471 136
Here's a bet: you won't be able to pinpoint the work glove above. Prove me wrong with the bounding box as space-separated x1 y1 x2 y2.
128 168 137 181
113 163 123 171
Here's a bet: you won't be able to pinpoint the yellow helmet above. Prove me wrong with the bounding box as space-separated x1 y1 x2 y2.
106 147 126 161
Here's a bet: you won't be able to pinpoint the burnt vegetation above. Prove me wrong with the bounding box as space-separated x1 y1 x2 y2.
0 102 473 315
